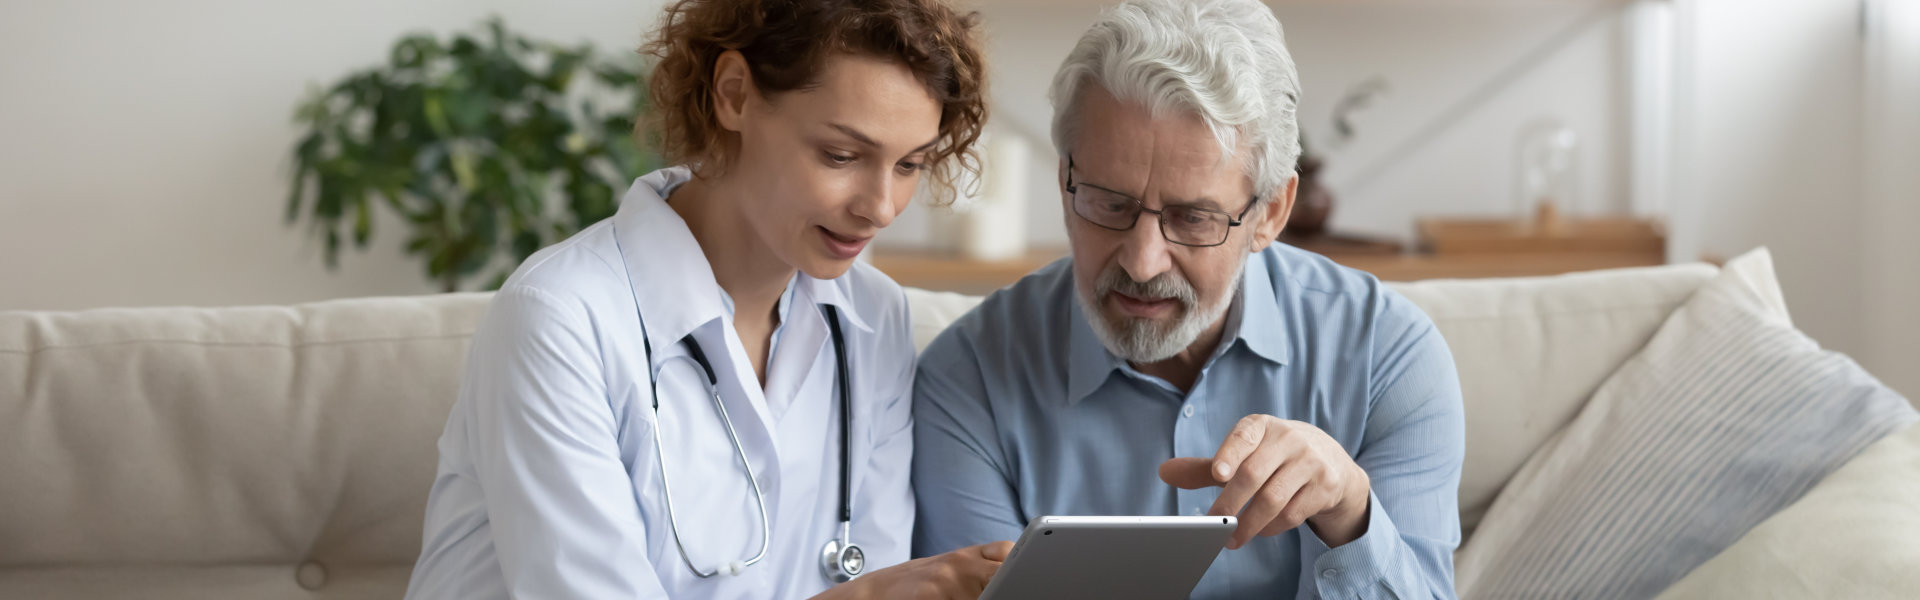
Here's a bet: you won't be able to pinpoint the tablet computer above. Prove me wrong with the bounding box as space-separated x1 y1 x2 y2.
978 515 1236 600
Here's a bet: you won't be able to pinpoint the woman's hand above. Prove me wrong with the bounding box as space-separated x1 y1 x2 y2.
813 541 1015 600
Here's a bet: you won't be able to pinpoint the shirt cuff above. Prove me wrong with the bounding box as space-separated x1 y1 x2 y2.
1305 490 1402 597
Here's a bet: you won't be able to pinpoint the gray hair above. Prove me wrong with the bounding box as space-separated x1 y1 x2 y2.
1048 0 1302 200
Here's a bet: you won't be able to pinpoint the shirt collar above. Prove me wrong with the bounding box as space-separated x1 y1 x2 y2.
1230 251 1292 366
802 267 873 333
1063 253 1291 406
611 167 871 352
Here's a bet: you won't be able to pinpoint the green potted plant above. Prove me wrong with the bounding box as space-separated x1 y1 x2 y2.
286 18 657 292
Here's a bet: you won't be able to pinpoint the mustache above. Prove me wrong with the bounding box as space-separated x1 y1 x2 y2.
1095 264 1197 307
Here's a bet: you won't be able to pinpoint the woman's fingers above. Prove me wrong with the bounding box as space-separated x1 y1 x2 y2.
955 544 1009 597
977 540 1015 562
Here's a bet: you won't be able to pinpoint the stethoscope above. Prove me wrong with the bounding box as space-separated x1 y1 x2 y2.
641 303 864 584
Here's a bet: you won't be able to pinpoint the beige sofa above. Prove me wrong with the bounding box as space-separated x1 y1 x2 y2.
0 259 1903 598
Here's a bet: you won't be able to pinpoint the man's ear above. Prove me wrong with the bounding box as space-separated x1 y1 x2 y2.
711 50 755 133
1058 156 1070 199
1249 175 1296 252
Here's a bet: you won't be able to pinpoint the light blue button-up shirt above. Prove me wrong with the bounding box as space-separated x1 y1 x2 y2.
912 243 1464 599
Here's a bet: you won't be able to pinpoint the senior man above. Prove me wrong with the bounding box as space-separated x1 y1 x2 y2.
910 0 1465 597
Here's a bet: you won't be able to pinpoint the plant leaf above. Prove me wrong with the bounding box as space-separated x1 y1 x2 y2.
352 194 373 247
282 17 662 287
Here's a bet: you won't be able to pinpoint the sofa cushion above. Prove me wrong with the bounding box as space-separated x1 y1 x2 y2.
1452 249 1918 598
1654 423 1920 599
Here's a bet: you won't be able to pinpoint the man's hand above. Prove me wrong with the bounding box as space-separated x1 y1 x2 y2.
813 541 1014 600
1159 415 1371 549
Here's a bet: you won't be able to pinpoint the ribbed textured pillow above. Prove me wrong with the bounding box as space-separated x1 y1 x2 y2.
1654 423 1920 599
1455 249 1919 599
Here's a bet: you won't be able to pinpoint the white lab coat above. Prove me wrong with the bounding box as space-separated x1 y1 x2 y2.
405 167 918 599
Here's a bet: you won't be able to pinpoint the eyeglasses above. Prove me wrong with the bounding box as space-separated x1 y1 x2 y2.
1065 155 1258 248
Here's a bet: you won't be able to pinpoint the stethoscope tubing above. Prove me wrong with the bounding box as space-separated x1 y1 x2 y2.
639 302 855 580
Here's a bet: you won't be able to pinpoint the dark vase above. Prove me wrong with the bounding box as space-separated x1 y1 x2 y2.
1289 153 1333 235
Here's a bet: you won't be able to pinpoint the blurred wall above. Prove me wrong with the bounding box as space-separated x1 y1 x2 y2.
1861 0 1920 398
0 0 668 311
1668 0 1868 383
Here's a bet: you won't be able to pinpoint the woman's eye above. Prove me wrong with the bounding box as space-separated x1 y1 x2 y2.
824 151 855 166
895 160 924 174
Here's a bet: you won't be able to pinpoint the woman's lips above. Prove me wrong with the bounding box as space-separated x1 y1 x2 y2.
1110 291 1177 318
818 226 871 260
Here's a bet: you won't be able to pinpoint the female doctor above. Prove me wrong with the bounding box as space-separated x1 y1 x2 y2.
404 0 1008 598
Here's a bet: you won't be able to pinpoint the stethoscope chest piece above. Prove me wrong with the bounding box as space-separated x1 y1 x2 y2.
820 536 865 583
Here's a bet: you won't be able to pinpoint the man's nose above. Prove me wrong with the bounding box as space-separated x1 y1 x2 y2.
1116 211 1173 283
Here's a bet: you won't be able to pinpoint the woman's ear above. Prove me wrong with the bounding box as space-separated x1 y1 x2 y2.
1249 176 1297 252
712 50 754 133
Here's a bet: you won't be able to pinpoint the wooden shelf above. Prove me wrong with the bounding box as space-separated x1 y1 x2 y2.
870 248 1068 296
871 218 1667 294
1416 216 1664 255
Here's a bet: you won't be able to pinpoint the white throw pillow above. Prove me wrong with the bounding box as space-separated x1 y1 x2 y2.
1454 248 1918 599
1655 423 1920 599
1394 262 1718 543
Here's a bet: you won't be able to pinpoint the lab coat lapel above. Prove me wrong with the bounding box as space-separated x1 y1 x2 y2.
611 168 782 498
706 324 783 484
762 296 828 424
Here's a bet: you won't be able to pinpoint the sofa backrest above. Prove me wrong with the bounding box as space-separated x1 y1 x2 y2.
0 262 1717 598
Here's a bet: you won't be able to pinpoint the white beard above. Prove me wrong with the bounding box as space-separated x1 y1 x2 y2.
1075 260 1245 364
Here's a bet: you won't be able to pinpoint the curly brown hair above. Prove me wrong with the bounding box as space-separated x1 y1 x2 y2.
641 0 988 205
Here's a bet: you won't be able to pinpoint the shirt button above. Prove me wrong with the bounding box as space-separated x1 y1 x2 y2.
1190 506 1204 516
1321 568 1340 578
1182 405 1195 418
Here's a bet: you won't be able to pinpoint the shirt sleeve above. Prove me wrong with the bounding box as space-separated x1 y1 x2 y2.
463 285 670 598
1303 302 1465 599
910 331 1027 557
